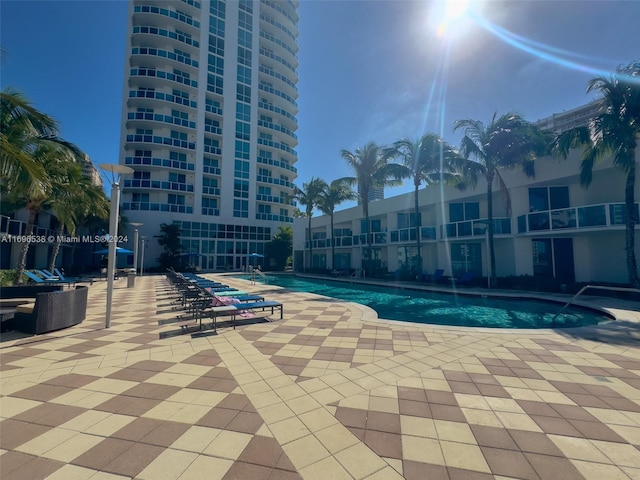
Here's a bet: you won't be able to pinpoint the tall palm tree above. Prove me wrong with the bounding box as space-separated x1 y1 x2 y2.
553 61 640 287
341 143 405 273
317 178 356 269
392 134 461 273
48 176 109 272
454 113 547 288
9 142 84 283
293 177 327 271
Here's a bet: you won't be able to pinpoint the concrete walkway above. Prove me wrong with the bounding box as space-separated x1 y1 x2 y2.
1 274 640 480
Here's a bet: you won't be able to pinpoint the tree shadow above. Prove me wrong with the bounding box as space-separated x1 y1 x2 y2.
555 320 640 347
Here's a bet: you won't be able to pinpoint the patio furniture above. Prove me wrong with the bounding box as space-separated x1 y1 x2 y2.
13 285 89 334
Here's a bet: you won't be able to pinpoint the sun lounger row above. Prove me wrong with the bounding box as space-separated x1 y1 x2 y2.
165 270 283 332
24 269 80 285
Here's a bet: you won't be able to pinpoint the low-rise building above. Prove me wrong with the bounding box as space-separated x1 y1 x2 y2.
293 106 640 285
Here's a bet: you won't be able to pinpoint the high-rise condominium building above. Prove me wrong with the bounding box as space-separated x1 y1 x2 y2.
118 0 299 271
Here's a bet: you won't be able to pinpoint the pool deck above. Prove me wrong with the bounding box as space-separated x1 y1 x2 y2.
1 274 639 480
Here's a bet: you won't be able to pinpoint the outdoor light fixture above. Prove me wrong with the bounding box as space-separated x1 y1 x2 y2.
140 236 147 277
99 163 133 329
130 222 143 276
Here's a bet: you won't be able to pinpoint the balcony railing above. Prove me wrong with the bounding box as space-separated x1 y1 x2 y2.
123 179 194 192
443 218 511 238
517 203 639 234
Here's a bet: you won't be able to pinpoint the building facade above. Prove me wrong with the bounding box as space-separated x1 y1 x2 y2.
293 106 640 285
118 0 299 271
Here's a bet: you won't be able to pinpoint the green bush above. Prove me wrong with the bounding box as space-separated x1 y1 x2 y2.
0 270 20 286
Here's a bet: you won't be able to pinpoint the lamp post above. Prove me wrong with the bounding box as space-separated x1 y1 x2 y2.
130 222 143 275
99 163 133 328
140 236 147 277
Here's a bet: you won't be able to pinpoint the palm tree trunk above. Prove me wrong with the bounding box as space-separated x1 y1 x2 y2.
363 200 371 274
15 209 37 284
307 215 312 272
624 162 640 287
414 182 421 274
48 224 64 272
486 175 497 288
330 212 335 270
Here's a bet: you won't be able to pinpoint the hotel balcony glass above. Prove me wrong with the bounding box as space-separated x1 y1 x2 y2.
516 203 639 233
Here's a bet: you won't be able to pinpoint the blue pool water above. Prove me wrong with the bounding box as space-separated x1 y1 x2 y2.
235 274 610 329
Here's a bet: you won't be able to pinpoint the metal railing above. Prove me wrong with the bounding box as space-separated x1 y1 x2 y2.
251 268 268 284
552 285 640 324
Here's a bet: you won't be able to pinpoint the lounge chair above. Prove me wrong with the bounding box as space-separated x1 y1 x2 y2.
432 269 445 283
453 271 474 286
39 269 57 279
24 271 63 284
53 268 81 283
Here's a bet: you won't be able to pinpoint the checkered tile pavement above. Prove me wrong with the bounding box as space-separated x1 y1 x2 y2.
1 274 640 479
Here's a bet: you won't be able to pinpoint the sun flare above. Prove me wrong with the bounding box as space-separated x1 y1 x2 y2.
433 0 477 38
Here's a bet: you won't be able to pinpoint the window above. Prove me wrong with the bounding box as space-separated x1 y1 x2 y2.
529 186 569 212
168 194 185 205
234 179 249 198
397 212 419 229
235 121 250 140
170 130 187 141
236 103 251 122
170 151 187 162
450 243 482 277
237 84 251 103
234 160 250 179
234 140 250 160
449 202 479 222
237 46 252 67
532 239 553 276
169 173 186 183
208 35 224 56
234 199 249 218
207 73 223 95
238 11 252 31
238 28 252 48
133 171 150 180
237 65 252 85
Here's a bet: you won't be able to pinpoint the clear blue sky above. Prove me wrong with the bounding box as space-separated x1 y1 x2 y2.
2 0 639 203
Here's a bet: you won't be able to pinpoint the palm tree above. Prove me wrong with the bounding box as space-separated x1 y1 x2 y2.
9 142 84 283
292 177 327 271
553 61 640 287
317 178 356 270
341 143 406 273
454 113 547 288
157 222 182 270
48 177 109 272
392 134 461 274
0 88 56 183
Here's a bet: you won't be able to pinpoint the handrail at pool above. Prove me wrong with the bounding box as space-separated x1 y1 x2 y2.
552 285 640 324
251 268 268 284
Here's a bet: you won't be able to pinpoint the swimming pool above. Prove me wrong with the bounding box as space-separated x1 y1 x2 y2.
234 274 611 329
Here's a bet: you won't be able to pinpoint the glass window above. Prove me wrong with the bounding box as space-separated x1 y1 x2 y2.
449 203 464 222
550 187 570 210
532 239 553 276
465 203 480 220
529 187 549 212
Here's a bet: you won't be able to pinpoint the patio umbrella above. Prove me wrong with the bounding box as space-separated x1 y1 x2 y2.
180 253 207 258
94 247 134 255
247 253 264 268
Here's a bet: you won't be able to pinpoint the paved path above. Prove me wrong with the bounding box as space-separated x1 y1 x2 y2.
1 274 640 479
